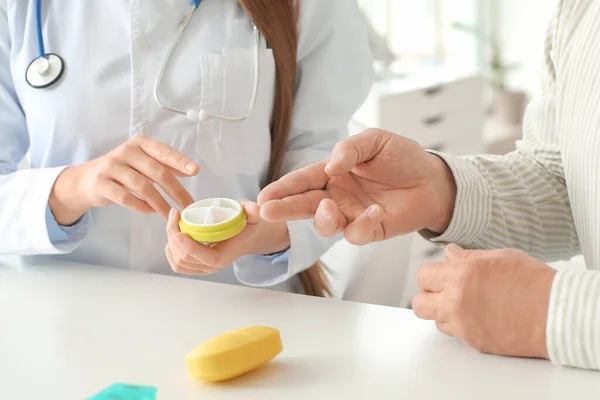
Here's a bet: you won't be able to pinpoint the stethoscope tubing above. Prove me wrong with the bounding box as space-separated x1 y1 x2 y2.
35 0 45 58
153 2 262 122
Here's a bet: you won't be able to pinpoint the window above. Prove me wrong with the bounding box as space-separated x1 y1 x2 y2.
358 0 482 77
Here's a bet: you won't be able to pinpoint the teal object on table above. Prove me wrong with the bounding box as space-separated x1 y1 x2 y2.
88 383 157 400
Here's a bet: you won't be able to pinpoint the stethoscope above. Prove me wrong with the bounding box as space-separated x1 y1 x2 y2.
26 0 262 123
25 0 65 89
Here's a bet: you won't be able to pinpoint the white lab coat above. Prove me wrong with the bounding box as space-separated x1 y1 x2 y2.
0 0 374 293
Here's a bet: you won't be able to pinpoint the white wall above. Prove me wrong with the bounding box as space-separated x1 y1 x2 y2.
497 0 557 96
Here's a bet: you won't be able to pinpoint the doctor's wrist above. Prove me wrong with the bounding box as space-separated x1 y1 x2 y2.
49 166 91 226
256 221 291 256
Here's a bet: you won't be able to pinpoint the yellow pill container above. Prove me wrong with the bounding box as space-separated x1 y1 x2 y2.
179 198 247 244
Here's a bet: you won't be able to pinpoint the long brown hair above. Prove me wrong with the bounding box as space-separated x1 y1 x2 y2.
238 0 331 297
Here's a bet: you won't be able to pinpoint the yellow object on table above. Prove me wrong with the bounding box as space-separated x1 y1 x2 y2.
179 198 247 244
186 326 283 382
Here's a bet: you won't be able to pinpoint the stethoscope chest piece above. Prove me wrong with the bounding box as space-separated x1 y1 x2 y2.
26 54 64 89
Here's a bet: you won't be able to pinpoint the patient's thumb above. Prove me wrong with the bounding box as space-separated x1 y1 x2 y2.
445 243 466 260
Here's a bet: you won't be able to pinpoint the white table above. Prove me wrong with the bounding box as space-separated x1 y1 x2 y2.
1 258 599 400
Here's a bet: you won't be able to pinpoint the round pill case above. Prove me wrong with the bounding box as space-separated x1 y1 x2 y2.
179 198 247 244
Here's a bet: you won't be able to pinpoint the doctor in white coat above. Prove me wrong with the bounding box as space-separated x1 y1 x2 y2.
0 0 373 296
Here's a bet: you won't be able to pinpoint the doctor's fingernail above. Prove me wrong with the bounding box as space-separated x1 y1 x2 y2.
367 205 381 220
185 162 197 172
176 235 186 248
169 208 177 219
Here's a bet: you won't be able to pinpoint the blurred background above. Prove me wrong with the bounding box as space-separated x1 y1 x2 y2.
358 0 552 94
324 0 586 308
354 0 555 153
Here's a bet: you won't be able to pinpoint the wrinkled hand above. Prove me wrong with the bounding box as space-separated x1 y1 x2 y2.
258 128 457 245
165 201 290 275
413 244 557 359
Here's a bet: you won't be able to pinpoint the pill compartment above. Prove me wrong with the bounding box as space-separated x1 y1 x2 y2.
182 198 242 226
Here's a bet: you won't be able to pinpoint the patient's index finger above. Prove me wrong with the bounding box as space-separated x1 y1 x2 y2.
260 190 329 222
257 161 329 205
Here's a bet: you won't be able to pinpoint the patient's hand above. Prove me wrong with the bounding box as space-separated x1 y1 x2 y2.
413 245 556 360
258 128 456 245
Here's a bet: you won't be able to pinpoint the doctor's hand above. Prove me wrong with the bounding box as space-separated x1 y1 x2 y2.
165 201 290 275
257 128 457 245
49 136 199 225
412 244 556 360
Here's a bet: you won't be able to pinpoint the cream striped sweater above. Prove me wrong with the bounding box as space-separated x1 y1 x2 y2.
425 0 600 370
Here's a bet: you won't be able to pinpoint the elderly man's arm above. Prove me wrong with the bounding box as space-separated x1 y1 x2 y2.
422 0 600 370
420 2 578 262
